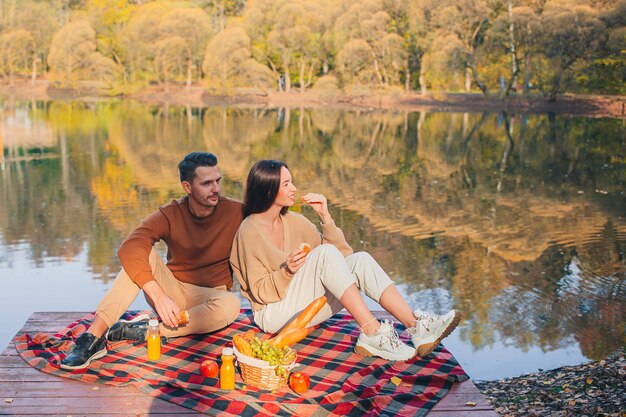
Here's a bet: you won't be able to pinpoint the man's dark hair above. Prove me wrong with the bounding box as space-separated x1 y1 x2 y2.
243 160 289 218
178 152 218 183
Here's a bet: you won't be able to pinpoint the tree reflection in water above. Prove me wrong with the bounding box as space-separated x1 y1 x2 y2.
0 99 624 378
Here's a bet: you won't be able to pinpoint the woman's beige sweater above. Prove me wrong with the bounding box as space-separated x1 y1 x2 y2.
230 211 353 311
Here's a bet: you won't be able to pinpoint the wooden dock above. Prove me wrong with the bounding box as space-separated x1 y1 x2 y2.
0 312 498 416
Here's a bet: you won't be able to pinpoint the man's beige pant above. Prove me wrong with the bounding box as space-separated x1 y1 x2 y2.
96 249 240 337
253 244 393 333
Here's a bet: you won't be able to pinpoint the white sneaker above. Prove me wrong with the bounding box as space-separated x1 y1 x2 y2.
408 309 461 357
354 320 415 361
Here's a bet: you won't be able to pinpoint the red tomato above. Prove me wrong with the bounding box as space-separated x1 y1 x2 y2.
200 359 219 378
289 372 310 394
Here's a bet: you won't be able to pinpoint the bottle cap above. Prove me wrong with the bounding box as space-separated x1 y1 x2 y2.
222 347 233 356
148 319 159 327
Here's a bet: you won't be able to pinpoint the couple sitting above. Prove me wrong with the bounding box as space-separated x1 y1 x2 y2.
61 152 460 371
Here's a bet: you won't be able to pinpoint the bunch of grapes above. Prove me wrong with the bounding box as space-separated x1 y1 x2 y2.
249 337 296 377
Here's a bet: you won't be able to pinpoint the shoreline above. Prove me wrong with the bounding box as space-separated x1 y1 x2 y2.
2 81 625 118
475 349 625 416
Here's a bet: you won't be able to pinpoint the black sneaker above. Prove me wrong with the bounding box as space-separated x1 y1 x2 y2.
59 332 107 370
106 314 151 342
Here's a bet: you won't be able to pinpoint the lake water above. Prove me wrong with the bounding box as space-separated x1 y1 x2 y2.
1 98 624 381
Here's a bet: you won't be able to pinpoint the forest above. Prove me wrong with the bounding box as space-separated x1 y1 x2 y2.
0 0 624 99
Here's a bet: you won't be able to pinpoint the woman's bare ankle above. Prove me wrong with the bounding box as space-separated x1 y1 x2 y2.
360 318 380 336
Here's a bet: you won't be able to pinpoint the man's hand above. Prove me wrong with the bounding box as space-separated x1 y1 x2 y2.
142 281 181 328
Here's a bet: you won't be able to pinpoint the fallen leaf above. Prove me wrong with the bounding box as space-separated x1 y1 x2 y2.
585 377 593 385
465 401 477 407
569 400 576 406
3 398 13 403
91 386 100 391
390 376 401 386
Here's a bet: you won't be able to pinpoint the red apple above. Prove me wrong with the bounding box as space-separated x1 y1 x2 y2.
200 359 219 378
289 372 310 394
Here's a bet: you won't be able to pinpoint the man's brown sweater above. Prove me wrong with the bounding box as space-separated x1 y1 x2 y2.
118 196 243 289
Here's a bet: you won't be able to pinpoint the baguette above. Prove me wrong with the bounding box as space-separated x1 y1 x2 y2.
233 333 253 356
268 296 327 346
268 327 309 348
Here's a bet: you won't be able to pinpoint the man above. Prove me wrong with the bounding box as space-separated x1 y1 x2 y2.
61 152 243 370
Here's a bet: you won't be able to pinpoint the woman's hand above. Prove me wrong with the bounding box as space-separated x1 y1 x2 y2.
284 246 309 276
301 193 332 224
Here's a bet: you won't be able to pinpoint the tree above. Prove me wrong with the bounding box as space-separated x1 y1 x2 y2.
154 36 188 93
0 29 33 86
85 0 135 78
117 2 169 84
431 0 493 93
490 4 541 96
159 7 212 91
397 0 439 93
510 5 541 95
14 0 59 84
422 34 466 91
202 26 274 89
190 0 247 32
333 0 407 88
267 0 335 93
48 20 119 87
539 1 607 100
336 39 376 84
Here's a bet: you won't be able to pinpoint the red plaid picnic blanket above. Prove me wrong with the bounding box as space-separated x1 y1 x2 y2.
15 310 468 416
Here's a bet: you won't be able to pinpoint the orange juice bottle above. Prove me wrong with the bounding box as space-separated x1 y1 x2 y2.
219 347 235 390
146 319 161 361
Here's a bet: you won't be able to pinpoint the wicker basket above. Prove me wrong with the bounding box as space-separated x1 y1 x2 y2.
232 345 298 391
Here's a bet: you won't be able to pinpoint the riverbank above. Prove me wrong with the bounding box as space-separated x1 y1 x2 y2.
2 80 625 118
475 349 625 417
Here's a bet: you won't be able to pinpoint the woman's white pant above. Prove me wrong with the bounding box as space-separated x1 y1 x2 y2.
253 244 393 333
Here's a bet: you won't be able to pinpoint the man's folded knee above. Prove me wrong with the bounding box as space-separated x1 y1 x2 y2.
224 296 241 324
210 292 241 325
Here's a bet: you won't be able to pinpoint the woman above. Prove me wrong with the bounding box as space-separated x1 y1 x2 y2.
230 160 460 361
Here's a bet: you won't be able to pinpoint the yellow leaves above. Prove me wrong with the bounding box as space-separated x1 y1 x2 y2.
3 398 13 403
390 376 412 388
465 401 477 407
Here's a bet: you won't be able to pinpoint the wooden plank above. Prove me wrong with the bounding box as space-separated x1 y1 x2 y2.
0 312 498 417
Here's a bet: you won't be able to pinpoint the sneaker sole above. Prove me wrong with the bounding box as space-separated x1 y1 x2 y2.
354 343 414 361
415 310 462 357
105 313 151 342
59 347 107 371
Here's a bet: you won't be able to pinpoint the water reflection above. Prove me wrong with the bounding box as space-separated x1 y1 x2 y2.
1 99 624 379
